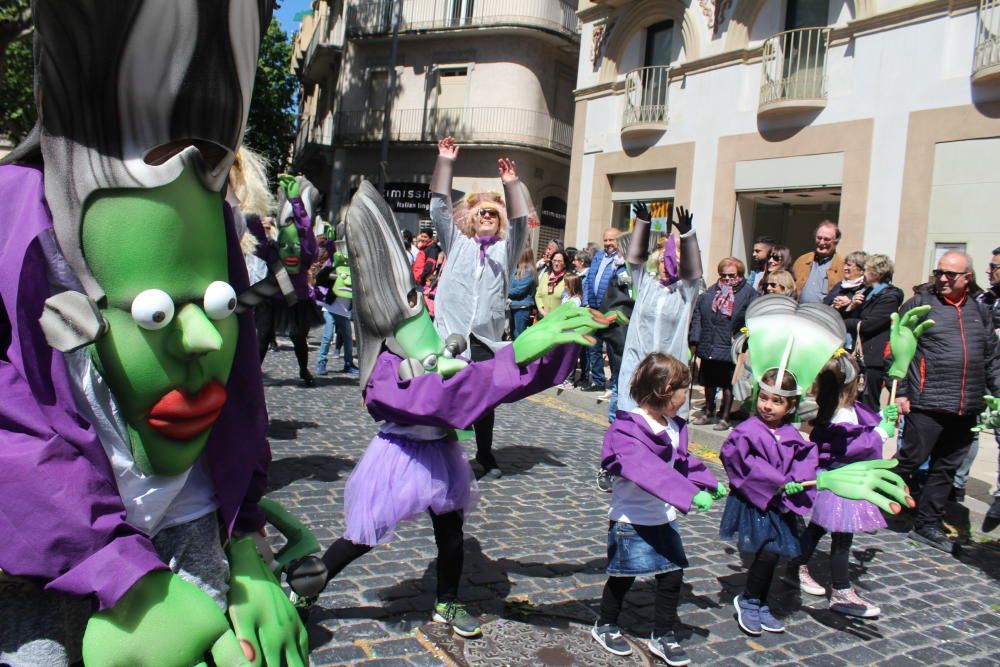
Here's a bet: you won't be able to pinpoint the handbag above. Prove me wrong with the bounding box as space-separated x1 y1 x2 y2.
853 321 866 390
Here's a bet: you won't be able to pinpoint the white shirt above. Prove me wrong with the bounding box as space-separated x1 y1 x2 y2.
608 408 680 526
833 405 890 442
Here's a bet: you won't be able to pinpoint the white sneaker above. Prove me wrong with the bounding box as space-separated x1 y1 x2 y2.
830 587 880 618
798 566 826 596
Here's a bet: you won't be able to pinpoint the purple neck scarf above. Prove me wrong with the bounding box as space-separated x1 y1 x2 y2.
659 234 679 286
476 235 501 264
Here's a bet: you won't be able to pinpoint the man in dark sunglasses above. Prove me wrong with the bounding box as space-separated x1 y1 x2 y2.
893 250 1000 553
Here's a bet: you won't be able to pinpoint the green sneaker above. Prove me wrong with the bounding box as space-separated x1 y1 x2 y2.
432 601 482 638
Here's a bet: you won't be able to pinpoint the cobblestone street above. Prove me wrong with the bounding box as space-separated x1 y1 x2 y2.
261 347 1000 666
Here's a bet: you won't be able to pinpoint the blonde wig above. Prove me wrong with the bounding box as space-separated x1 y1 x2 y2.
452 191 509 238
228 146 277 217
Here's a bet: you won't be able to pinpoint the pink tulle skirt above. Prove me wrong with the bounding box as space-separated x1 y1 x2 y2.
809 489 887 533
343 432 479 546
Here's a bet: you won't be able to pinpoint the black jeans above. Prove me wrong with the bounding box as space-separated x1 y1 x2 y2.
599 570 684 637
469 335 498 470
321 510 464 602
859 366 884 412
791 522 853 590
745 548 781 602
895 409 978 530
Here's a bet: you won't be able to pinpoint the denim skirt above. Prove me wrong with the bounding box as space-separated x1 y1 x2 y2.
606 520 689 577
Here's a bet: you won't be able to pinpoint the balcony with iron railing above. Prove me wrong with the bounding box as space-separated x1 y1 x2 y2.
346 0 580 42
974 0 1000 82
292 112 336 165
299 6 345 83
621 65 670 136
759 27 831 115
337 106 573 155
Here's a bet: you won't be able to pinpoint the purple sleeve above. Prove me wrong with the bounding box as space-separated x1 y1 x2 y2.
290 197 318 268
365 343 577 429
675 423 720 492
720 433 789 512
812 423 884 468
601 426 702 514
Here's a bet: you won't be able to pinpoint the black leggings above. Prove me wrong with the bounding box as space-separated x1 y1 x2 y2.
469 336 497 470
791 522 853 590
745 548 780 602
599 570 684 637
321 510 464 602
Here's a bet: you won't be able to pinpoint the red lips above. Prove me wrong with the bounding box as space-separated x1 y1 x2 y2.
282 256 301 267
147 381 227 440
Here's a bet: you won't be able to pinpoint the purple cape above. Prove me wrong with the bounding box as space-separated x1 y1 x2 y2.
0 164 269 611
364 342 577 429
810 401 884 470
720 416 818 515
601 411 719 514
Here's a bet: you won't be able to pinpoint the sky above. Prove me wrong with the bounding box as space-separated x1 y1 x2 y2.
275 0 312 35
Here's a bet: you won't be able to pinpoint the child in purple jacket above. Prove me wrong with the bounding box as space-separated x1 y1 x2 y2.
788 357 897 618
596 353 726 665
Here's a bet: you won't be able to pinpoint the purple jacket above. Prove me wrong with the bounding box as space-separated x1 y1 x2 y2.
720 416 818 515
364 342 577 429
250 197 317 300
601 411 719 514
0 164 270 611
810 401 884 471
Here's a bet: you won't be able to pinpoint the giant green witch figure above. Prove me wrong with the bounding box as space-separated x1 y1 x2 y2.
0 2 311 666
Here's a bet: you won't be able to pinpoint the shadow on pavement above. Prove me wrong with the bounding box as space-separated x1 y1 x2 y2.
493 445 566 476
266 453 355 492
267 418 319 440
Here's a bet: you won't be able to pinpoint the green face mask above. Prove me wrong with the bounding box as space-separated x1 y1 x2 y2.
82 167 239 476
278 223 302 274
333 263 352 301
392 308 467 378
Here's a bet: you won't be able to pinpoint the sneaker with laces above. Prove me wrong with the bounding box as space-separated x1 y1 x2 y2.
829 587 880 618
908 525 954 554
591 623 632 656
798 565 826 596
647 634 689 666
733 594 762 635
758 603 784 633
432 601 482 638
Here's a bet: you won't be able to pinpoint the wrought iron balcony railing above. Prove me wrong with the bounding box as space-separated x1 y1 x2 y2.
622 65 670 134
974 0 1000 82
759 27 831 114
346 0 580 40
337 106 572 155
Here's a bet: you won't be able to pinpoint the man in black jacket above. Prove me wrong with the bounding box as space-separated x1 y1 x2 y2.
895 251 1000 552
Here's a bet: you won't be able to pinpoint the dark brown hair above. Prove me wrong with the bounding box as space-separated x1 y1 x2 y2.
757 368 800 422
812 356 858 425
630 352 690 412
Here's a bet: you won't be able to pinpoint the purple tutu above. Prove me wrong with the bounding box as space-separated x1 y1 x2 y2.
343 432 479 546
809 489 886 533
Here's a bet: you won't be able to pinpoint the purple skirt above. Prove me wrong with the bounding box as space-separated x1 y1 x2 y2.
343 432 479 546
809 489 886 533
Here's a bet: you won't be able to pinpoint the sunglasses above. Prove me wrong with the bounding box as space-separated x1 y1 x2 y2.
933 269 969 280
478 208 499 218
720 273 738 278
767 255 782 262
989 262 1000 272
766 282 780 288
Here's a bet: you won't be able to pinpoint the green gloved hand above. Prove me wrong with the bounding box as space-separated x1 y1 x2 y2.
712 482 729 499
227 536 309 667
887 306 934 380
278 174 301 200
512 302 617 365
691 490 714 511
816 459 914 514
784 481 805 495
878 404 899 438
259 497 321 570
972 395 1000 433
83 570 249 667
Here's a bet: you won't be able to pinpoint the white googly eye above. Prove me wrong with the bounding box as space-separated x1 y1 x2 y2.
203 281 238 320
131 289 175 330
421 354 438 371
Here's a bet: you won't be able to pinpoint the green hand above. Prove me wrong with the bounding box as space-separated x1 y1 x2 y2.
878 404 899 438
83 571 249 667
816 459 914 514
227 537 309 667
784 481 805 495
973 395 1000 433
692 490 714 511
713 483 729 499
888 306 934 380
278 174 301 199
259 498 321 570
511 302 614 365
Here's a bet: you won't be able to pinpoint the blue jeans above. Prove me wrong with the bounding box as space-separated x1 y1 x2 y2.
317 309 335 371
333 312 354 369
510 307 532 339
954 431 1000 497
318 310 353 371
587 340 606 387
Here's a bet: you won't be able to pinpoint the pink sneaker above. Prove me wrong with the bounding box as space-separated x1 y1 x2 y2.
830 587 880 618
798 566 826 596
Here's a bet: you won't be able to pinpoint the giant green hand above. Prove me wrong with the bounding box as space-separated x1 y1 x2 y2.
712 483 729 499
888 306 934 380
259 498 321 570
226 537 309 667
83 571 249 667
973 395 1000 433
278 174 301 200
691 491 714 511
878 404 899 438
512 302 619 365
816 460 914 514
